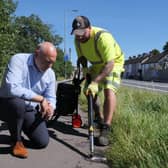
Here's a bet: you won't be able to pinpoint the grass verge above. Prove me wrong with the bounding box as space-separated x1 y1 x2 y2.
79 86 168 168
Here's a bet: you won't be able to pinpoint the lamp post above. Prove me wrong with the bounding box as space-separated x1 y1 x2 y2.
64 9 78 78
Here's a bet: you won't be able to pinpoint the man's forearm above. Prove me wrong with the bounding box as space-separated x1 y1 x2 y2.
93 60 114 83
31 95 44 103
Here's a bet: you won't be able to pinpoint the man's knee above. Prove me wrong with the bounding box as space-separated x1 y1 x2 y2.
32 136 49 149
104 89 115 98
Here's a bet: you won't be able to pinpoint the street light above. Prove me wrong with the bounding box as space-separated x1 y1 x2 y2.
64 9 78 56
64 9 78 78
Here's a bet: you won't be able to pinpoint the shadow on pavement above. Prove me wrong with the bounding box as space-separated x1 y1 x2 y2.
47 120 88 138
0 146 11 155
47 119 89 159
49 129 88 158
0 122 8 131
0 134 12 155
48 120 106 147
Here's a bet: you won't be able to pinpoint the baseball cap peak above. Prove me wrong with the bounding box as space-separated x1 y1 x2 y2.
71 15 90 35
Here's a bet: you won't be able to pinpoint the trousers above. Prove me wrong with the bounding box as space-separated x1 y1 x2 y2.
0 97 49 148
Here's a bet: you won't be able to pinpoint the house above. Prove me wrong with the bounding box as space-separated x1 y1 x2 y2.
142 51 168 81
123 53 148 80
123 51 168 82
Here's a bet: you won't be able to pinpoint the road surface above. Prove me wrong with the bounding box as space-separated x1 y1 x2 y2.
122 79 168 93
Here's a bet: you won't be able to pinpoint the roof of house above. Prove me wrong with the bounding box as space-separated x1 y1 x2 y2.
124 51 168 65
142 51 168 64
124 54 149 65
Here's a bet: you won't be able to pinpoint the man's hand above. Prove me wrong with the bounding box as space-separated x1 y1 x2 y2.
45 103 54 120
77 56 87 67
40 99 54 120
86 81 99 97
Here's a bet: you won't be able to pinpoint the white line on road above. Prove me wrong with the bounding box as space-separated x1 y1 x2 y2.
122 83 168 93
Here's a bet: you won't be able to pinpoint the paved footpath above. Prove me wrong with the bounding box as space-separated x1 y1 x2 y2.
0 110 109 168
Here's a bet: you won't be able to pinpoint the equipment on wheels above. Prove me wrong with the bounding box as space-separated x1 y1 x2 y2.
50 67 84 124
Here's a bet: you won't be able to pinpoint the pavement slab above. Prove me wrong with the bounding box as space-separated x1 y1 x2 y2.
0 110 109 168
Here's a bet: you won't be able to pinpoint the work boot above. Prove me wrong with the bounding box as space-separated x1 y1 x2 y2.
94 117 104 129
98 124 111 146
82 118 103 129
12 141 28 158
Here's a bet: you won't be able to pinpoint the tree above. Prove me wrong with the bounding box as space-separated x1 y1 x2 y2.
52 48 73 78
13 14 73 78
150 49 160 55
14 14 62 53
163 41 168 52
0 1 73 80
0 0 18 80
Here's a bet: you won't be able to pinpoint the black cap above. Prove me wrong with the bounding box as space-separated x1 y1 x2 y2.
71 16 91 35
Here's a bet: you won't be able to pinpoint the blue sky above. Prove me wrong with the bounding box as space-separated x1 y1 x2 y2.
14 0 168 64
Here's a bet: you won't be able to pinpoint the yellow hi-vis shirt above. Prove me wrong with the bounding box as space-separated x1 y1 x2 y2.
74 26 125 73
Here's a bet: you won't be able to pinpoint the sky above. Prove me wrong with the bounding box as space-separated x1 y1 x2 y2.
14 0 168 65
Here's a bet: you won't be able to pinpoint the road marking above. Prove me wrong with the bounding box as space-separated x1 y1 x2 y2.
122 83 168 93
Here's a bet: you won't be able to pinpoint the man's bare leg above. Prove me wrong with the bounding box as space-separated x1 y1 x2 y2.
103 89 116 125
98 89 116 146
